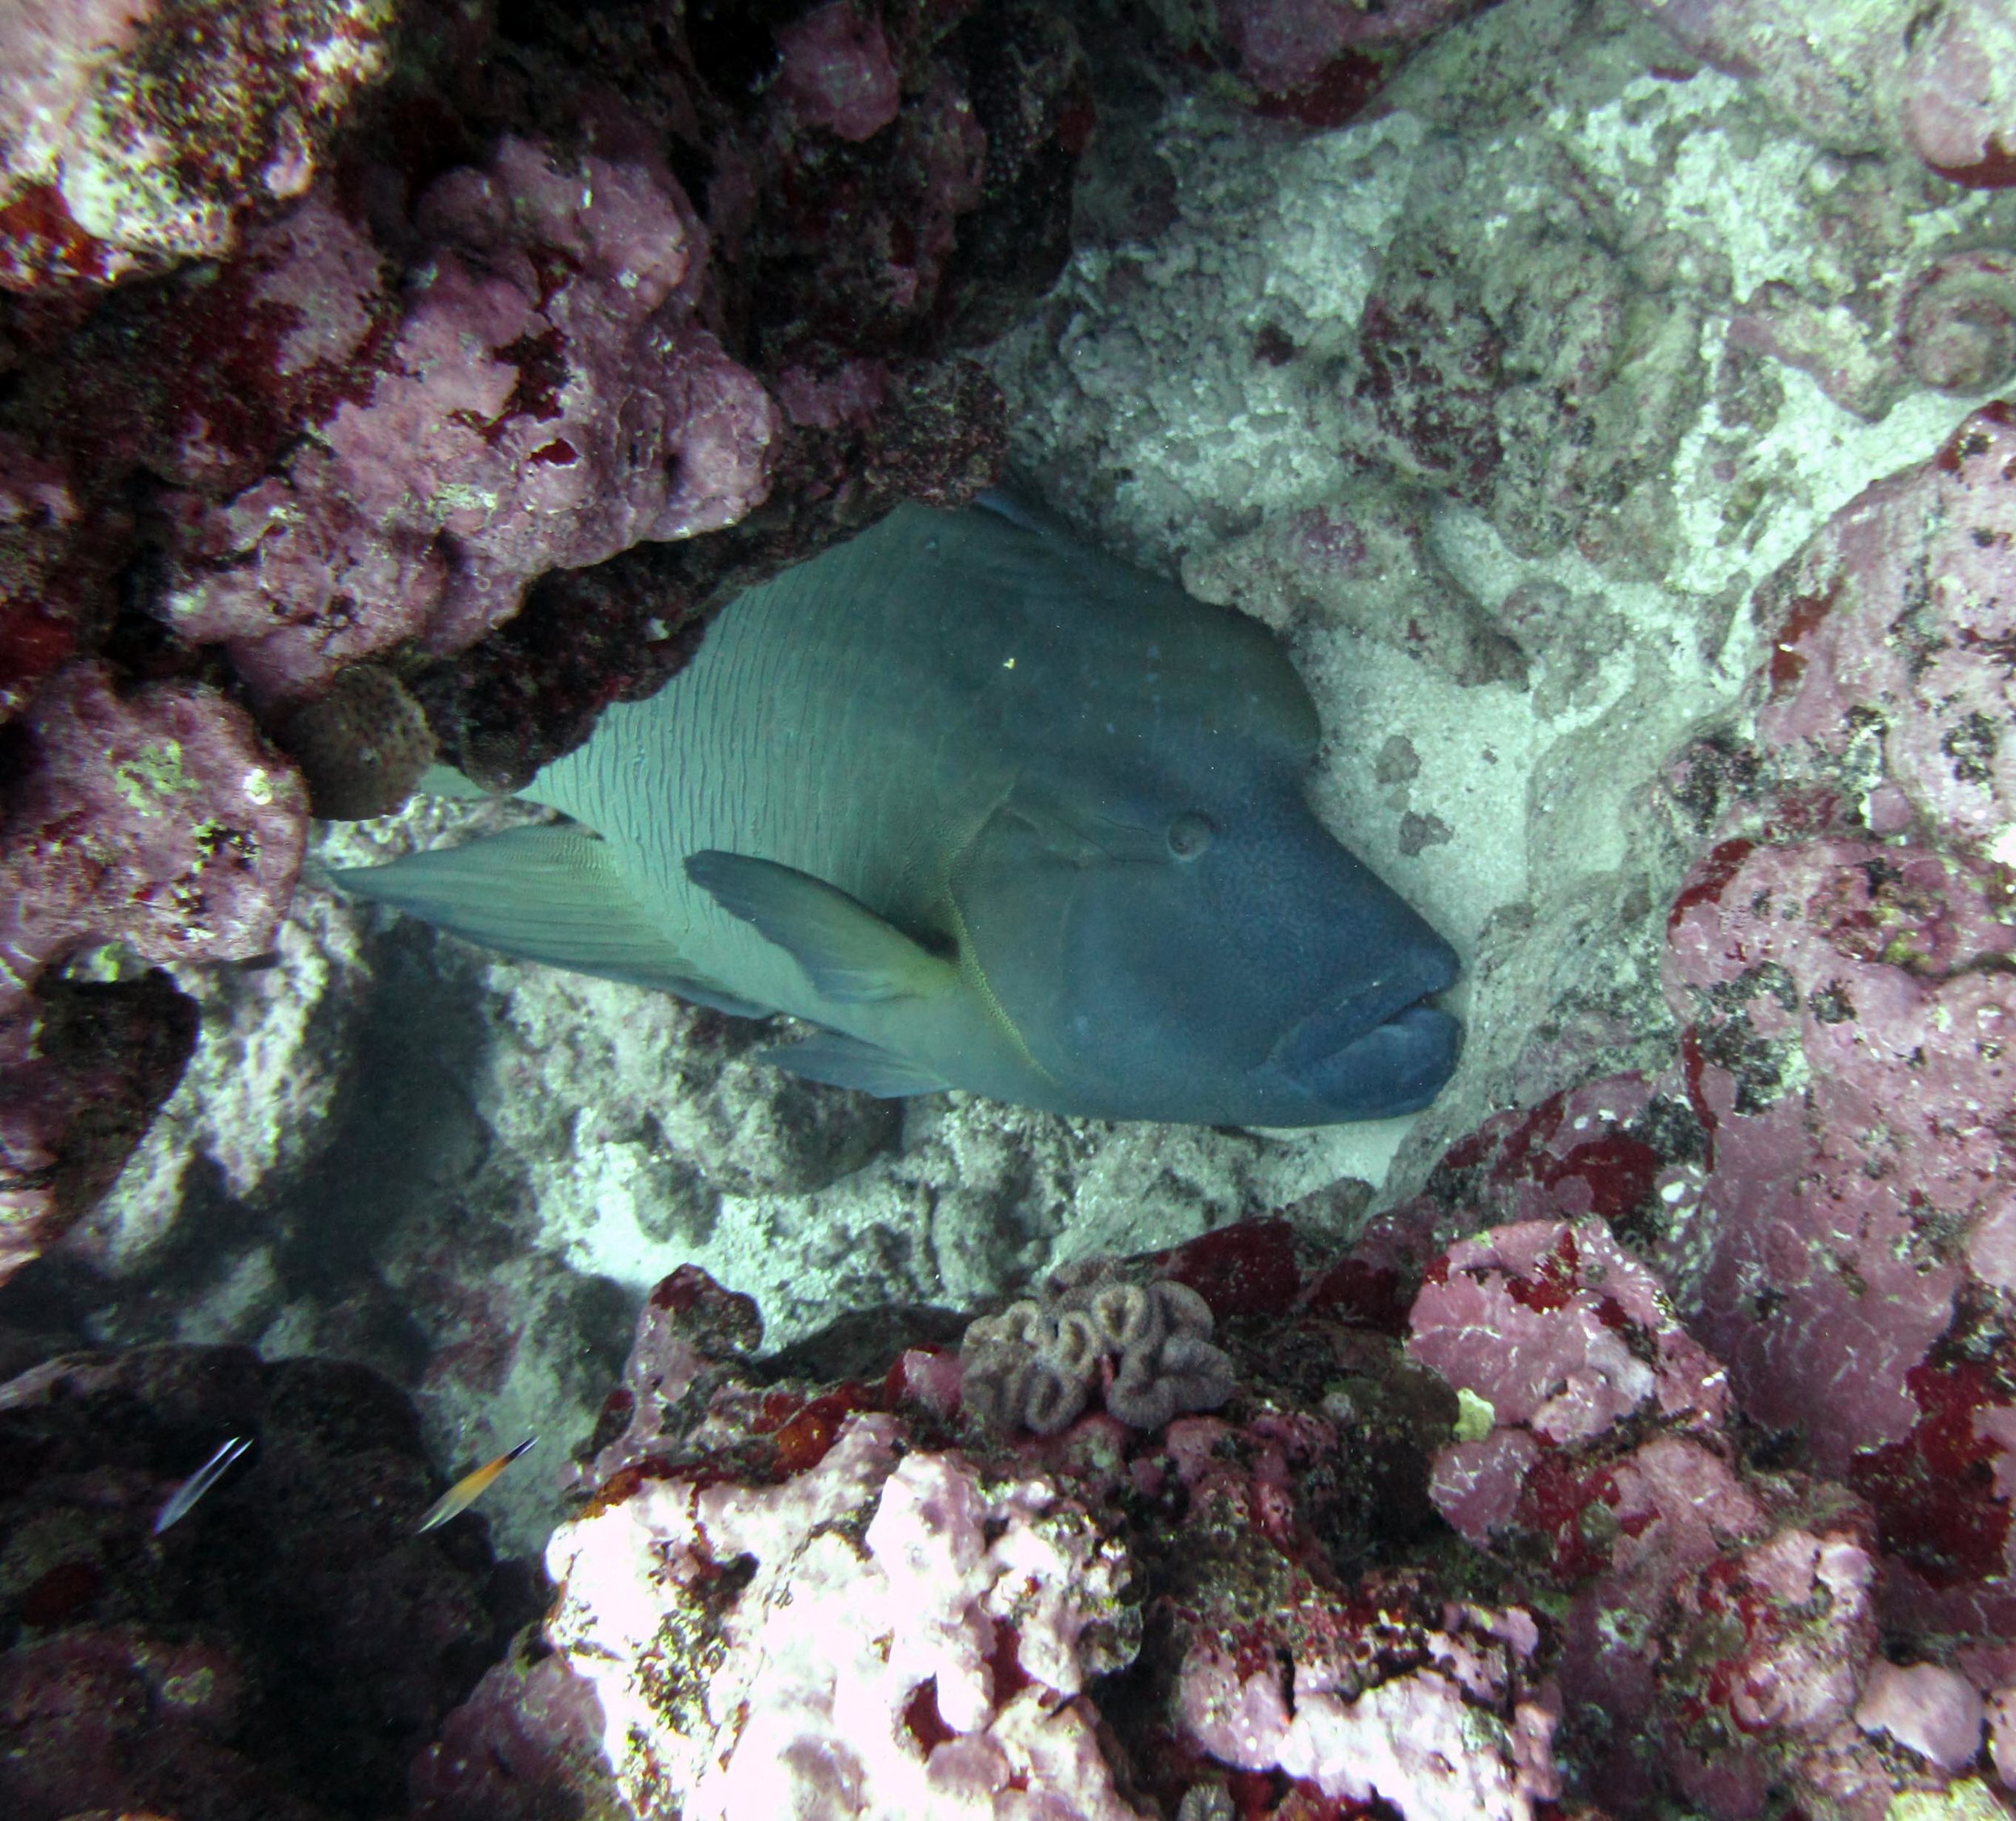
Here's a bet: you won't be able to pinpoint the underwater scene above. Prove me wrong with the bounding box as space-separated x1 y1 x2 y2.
2 0 2015 1815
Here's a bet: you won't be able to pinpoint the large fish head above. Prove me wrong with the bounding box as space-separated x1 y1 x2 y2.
948 761 1460 1126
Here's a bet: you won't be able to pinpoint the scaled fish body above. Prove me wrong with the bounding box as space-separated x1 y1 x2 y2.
415 1436 536 1534
335 503 1460 1125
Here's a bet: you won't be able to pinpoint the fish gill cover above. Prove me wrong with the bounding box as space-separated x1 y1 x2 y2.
5 1 2016 1819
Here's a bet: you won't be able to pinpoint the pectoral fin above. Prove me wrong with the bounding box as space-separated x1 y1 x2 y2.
760 1031 950 1097
685 851 956 1004
332 823 768 1011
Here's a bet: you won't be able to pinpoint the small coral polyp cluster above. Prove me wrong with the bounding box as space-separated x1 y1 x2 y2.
960 1269 1235 1433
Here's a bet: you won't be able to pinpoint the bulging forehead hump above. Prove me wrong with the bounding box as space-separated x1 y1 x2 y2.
905 506 1322 771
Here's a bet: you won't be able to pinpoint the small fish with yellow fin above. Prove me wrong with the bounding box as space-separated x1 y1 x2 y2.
415 1436 535 1534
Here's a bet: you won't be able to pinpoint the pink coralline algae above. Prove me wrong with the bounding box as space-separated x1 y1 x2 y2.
0 0 396 293
1899 248 2016 396
0 664 309 1006
410 1647 625 1821
1407 1218 1730 1525
441 1173 2016 1819
451 1232 1560 1821
0 430 119 721
0 664 306 1283
546 1411 1148 1821
1629 0 2016 187
1404 1212 1888 1816
1638 403 2016 1636
1664 835 2012 1477
160 137 778 708
774 2 904 145
1754 400 2016 848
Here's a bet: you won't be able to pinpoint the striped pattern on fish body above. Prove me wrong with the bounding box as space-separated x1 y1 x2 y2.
336 502 1462 1126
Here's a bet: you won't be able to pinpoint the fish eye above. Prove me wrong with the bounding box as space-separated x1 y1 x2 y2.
1167 811 1213 860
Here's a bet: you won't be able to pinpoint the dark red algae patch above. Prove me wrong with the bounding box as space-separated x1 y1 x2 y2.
1517 1449 1625 1585
1847 1356 2014 1587
1767 581 1841 696
648 1266 762 1352
1539 1131 1662 1226
1931 140 2016 189
1251 51 1393 129
18 1557 102 1628
1935 398 2016 473
903 1678 956 1751
1302 1258 1410 1335
1502 1227 1579 1314
1162 1220 1302 1319
1668 837 1756 931
760 1386 882 1475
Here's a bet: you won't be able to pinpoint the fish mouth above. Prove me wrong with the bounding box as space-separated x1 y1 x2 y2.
1256 948 1462 1119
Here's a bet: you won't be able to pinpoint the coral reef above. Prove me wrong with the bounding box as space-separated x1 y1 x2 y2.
0 1340 530 1821
549 1411 1145 1820
452 1229 1554 1821
409 1640 626 1821
0 665 306 1283
15 10 2016 1818
160 135 778 709
1141 0 1492 126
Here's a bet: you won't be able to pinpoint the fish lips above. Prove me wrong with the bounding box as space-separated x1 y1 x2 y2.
1256 945 1462 1119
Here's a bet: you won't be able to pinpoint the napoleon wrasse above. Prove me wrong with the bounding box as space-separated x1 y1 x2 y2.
334 500 1460 1126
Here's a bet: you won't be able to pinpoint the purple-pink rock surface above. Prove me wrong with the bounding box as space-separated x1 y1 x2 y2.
160 135 777 708
0 0 398 294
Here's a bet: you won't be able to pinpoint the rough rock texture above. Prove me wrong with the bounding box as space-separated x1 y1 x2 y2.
1141 0 1492 126
0 969 198 1287
1627 0 2016 187
408 1639 626 1821
423 1195 2016 1819
0 665 306 1284
0 665 309 1015
447 1231 1558 1821
0 0 398 293
548 1412 1146 1820
0 1341 530 1821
